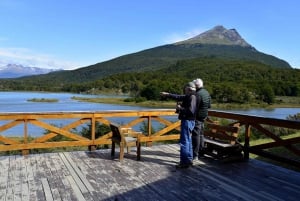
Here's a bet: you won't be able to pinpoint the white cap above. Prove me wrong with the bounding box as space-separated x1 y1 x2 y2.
186 82 196 91
193 78 203 88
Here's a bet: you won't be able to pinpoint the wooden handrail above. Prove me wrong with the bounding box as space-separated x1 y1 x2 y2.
0 110 179 152
208 110 300 167
0 109 299 167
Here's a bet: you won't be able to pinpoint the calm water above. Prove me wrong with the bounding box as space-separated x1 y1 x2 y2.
0 91 146 112
0 92 299 136
0 91 299 117
219 108 300 120
0 92 150 136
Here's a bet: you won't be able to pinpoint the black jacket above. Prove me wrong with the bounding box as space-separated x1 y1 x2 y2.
166 93 197 120
195 88 211 121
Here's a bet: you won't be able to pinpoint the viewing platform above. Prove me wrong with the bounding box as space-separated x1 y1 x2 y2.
1 144 300 201
0 109 299 200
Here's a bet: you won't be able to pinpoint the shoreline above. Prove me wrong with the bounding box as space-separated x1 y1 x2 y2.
71 96 300 110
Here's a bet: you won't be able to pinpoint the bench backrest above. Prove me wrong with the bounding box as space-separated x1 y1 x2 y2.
110 123 124 142
204 123 240 145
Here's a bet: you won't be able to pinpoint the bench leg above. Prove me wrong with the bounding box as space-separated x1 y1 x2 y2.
88 145 96 151
137 141 141 161
111 142 115 158
119 142 124 161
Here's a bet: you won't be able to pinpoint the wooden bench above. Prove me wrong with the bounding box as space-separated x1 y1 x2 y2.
203 122 244 162
110 123 142 161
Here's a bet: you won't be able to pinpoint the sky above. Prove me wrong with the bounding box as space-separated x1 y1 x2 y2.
0 0 300 70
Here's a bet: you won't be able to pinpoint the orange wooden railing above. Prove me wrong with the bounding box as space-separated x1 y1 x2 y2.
208 110 300 167
0 109 299 167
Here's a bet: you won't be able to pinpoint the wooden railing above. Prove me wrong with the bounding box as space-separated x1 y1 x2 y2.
0 109 299 167
0 110 179 154
208 110 300 167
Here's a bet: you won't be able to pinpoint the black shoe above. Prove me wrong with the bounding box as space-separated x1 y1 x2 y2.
175 162 193 169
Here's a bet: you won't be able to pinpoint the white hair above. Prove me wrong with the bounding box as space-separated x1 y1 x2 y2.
193 78 203 88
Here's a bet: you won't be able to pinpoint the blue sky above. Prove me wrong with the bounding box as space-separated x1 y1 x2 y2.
0 0 299 70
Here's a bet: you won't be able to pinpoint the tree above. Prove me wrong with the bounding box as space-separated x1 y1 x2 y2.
140 84 161 100
259 84 275 104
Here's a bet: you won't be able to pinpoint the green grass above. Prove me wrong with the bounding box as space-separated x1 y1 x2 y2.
72 96 300 109
275 96 300 106
72 96 176 108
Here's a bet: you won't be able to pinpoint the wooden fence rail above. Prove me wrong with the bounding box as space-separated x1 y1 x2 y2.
0 109 299 167
208 110 300 167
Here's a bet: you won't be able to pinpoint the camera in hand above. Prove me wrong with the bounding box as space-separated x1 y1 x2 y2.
175 102 182 113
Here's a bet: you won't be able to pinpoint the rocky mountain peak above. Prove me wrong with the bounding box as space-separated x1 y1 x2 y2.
175 25 253 48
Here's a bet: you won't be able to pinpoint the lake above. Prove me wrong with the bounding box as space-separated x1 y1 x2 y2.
0 91 299 136
1 91 299 118
219 108 300 120
0 91 146 112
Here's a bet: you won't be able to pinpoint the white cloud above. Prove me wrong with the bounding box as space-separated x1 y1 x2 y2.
0 47 79 70
163 28 204 44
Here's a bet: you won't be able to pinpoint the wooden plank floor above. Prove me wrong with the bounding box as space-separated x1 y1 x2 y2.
0 144 299 201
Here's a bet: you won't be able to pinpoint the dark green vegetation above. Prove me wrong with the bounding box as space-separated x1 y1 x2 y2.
27 98 59 102
89 58 299 105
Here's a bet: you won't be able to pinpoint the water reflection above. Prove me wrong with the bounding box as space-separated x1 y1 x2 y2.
0 92 299 137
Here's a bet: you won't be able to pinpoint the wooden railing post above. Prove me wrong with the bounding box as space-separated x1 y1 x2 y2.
89 114 96 151
148 116 152 136
244 123 251 160
22 119 29 156
146 116 153 147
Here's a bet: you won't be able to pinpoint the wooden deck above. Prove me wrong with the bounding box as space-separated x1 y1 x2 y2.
0 144 299 201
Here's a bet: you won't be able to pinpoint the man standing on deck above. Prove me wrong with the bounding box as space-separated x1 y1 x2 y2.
192 78 211 160
160 82 197 168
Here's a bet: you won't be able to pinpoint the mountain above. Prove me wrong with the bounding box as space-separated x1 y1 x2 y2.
9 25 291 84
176 25 252 47
0 64 60 78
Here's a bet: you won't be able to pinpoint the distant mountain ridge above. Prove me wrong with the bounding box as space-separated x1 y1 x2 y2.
58 25 289 81
0 64 60 78
9 25 291 85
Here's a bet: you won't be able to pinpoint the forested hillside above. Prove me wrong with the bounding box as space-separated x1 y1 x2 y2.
0 44 290 90
0 57 299 104
68 57 300 104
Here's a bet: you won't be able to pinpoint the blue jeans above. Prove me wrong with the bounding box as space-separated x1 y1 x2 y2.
179 119 195 164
